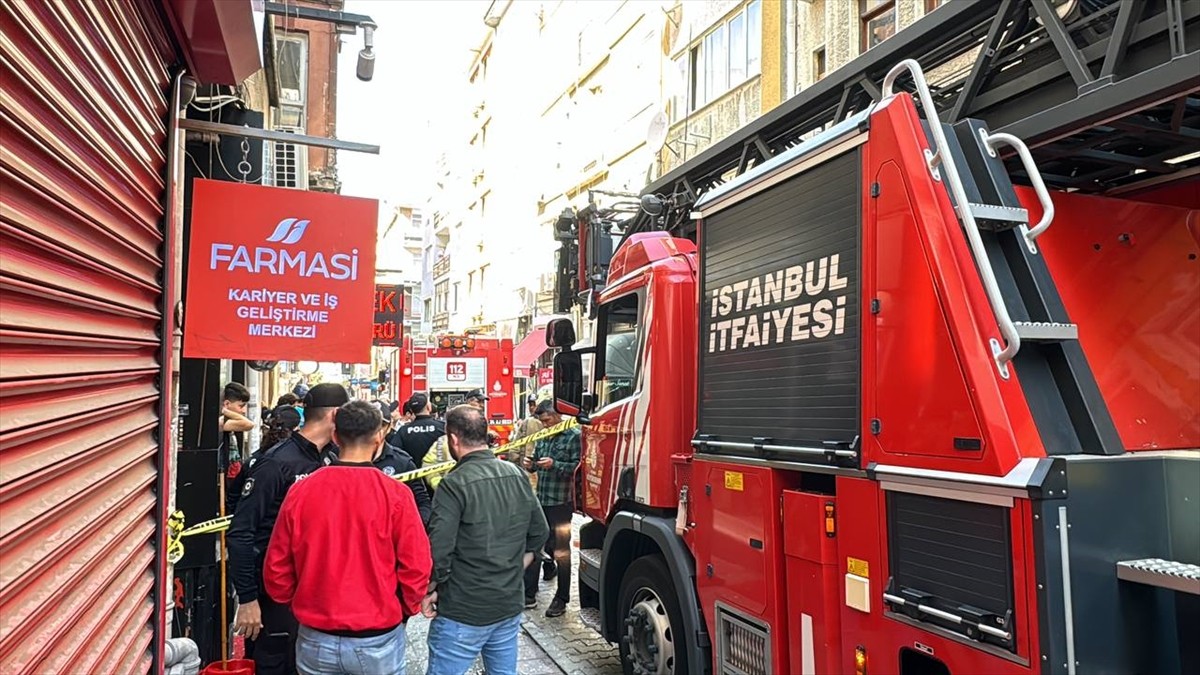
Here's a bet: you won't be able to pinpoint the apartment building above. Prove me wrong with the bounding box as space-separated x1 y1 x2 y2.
268 0 344 192
425 0 955 339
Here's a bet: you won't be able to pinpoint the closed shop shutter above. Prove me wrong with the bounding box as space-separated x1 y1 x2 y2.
0 0 174 673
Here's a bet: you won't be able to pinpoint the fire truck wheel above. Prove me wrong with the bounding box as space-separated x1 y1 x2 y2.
617 555 686 675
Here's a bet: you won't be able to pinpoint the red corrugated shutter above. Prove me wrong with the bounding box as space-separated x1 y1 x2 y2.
0 1 174 673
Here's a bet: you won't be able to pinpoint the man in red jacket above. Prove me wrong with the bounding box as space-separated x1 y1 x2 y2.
264 400 431 674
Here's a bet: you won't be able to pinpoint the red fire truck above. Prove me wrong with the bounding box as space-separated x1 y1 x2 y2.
546 3 1198 674
396 335 517 441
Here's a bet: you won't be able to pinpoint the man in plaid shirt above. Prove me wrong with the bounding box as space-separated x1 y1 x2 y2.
522 400 581 617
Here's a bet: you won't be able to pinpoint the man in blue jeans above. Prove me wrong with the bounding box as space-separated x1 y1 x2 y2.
423 405 549 675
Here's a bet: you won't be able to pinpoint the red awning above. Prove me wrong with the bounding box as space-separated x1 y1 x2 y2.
513 326 549 377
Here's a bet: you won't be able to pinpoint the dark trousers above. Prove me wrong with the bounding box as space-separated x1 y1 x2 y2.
248 588 298 675
525 503 573 603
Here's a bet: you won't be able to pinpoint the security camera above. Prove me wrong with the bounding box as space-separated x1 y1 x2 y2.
357 22 376 82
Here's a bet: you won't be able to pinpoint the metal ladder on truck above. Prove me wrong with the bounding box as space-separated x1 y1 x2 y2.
881 59 1123 458
883 60 1200 600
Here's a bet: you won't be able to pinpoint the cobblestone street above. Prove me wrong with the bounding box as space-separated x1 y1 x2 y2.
403 516 623 675
521 517 623 675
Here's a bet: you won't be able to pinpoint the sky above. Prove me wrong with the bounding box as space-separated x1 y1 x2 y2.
334 0 489 207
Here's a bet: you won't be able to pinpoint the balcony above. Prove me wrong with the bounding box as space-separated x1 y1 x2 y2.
433 255 451 279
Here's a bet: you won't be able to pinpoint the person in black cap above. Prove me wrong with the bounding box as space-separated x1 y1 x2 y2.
464 388 489 412
228 382 349 675
465 389 501 446
388 393 445 468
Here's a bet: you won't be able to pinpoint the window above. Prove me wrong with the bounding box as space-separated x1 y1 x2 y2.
746 0 761 76
814 46 827 81
683 0 761 112
275 33 308 127
729 12 747 86
861 0 897 52
595 293 641 408
479 264 488 288
452 282 460 312
434 281 449 315
925 0 948 9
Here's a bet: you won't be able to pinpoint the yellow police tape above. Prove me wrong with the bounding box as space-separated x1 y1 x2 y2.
165 417 578 564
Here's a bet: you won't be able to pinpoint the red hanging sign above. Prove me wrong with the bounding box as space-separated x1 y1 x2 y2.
183 179 378 363
373 284 405 347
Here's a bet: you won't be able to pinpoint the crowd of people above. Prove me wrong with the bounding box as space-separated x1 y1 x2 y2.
217 384 581 675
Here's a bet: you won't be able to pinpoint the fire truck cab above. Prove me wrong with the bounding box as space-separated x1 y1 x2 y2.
547 4 1199 673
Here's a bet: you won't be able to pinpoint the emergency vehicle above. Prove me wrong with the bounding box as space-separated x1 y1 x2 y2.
397 335 517 441
547 3 1198 674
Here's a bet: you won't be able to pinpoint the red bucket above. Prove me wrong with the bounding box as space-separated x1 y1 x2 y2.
200 659 255 675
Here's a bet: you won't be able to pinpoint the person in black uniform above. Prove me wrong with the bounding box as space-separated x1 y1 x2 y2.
387 393 445 467
228 382 349 675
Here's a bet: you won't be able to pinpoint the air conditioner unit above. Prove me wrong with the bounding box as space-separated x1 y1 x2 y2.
265 127 308 190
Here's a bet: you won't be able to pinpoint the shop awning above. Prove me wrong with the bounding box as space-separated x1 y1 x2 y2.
513 326 549 377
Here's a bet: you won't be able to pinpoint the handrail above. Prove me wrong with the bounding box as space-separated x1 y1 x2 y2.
882 59 1021 378
982 130 1056 248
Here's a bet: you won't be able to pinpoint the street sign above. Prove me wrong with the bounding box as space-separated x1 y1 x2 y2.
182 179 378 363
373 284 405 347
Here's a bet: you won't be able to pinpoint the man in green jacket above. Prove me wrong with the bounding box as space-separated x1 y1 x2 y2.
522 400 581 617
424 405 548 675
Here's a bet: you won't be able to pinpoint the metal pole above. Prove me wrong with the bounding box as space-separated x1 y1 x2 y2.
179 118 381 155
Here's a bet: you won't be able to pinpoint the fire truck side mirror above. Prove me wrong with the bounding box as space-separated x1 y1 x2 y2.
546 318 577 349
552 349 589 420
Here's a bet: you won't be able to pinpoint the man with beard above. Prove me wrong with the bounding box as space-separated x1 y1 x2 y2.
423 405 548 675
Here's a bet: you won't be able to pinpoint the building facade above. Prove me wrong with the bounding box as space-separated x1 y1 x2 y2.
422 0 954 349
267 0 344 192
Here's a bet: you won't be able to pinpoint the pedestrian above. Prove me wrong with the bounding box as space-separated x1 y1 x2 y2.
388 393 445 467
523 400 581 618
274 392 300 408
424 405 549 675
321 410 433 527
228 382 349 674
264 400 431 675
507 395 542 467
221 382 257 517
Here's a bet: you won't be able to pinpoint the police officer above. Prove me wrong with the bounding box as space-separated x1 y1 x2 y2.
388 393 444 467
228 382 348 674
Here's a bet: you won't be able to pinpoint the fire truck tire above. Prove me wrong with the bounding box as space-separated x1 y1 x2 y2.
617 555 688 675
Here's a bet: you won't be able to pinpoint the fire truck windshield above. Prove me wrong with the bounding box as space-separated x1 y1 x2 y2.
597 293 640 408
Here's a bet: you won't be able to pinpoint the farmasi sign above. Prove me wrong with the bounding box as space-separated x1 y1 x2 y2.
183 179 379 363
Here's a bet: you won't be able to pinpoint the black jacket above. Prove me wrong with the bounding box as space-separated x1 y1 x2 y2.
227 433 329 603
387 415 445 467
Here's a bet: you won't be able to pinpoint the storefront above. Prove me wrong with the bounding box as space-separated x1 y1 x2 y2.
0 1 259 671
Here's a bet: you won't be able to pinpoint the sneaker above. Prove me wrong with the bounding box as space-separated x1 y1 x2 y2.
524 596 538 609
542 559 556 582
545 598 567 618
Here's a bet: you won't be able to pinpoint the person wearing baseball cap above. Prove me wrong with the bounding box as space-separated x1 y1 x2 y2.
464 388 489 410
228 382 349 674
388 393 445 468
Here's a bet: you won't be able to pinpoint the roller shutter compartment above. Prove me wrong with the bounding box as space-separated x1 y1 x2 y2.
0 1 173 673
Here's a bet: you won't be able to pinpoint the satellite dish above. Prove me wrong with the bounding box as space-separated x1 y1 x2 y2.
646 110 669 152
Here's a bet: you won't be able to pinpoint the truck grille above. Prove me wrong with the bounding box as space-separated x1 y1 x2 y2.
716 604 770 675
